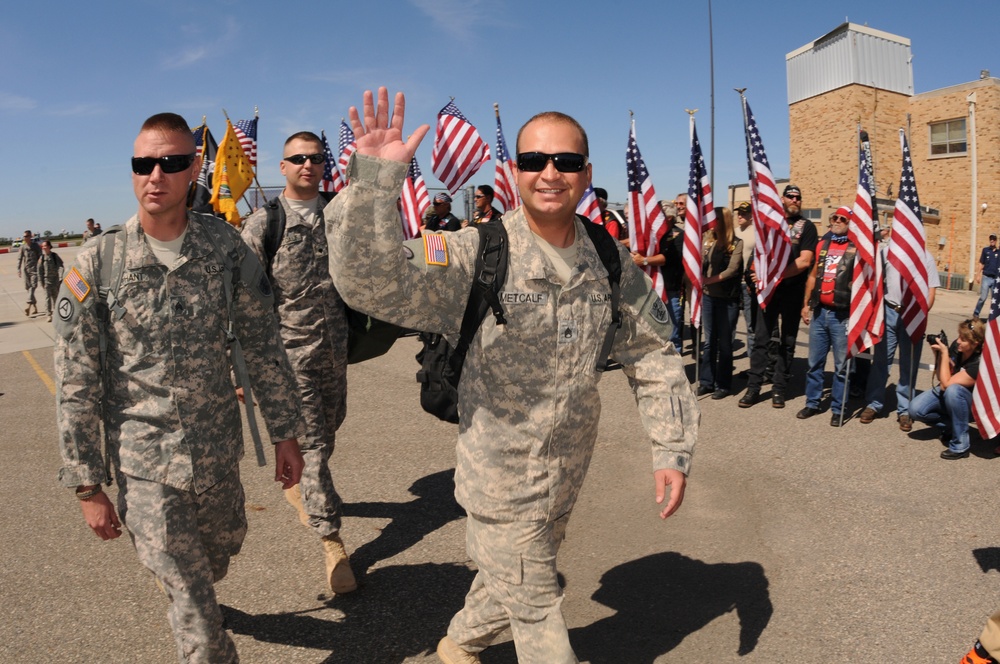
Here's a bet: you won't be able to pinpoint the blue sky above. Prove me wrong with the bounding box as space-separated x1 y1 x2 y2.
1 0 996 239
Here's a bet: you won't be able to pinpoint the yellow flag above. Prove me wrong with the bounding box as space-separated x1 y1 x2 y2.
210 119 255 225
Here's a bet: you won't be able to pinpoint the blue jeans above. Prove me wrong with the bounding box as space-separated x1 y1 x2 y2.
665 290 683 352
700 295 739 391
909 383 973 453
974 275 996 317
739 281 755 355
865 306 923 416
804 306 849 414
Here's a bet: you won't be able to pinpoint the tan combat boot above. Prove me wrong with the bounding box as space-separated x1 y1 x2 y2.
436 636 481 664
283 483 311 528
322 533 358 594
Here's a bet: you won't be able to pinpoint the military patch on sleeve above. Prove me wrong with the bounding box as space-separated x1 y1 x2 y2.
423 233 448 266
57 296 74 322
649 296 669 324
64 267 91 302
258 273 272 298
402 245 415 260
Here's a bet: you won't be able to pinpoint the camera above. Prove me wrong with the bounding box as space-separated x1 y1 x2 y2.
926 330 948 347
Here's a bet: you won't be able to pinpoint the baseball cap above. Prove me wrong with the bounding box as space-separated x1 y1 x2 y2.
736 201 752 215
990 233 997 240
433 193 452 204
593 187 608 200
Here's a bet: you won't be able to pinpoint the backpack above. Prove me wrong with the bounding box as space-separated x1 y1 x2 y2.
262 197 403 364
416 216 623 424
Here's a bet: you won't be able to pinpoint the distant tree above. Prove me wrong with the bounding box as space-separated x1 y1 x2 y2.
43 230 53 238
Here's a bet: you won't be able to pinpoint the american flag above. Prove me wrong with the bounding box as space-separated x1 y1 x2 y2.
493 108 520 212
320 130 345 193
233 117 258 167
576 184 602 225
337 119 357 184
64 267 90 302
401 156 430 240
740 95 791 310
431 100 489 195
684 116 716 329
847 136 884 359
886 130 930 345
972 283 1000 440
626 118 667 300
424 232 447 265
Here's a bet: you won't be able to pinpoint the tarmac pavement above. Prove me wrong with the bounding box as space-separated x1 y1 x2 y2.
1 245 998 663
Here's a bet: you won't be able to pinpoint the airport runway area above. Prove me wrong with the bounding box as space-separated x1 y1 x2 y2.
1 245 997 663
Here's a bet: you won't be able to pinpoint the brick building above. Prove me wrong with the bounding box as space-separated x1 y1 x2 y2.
784 22 999 287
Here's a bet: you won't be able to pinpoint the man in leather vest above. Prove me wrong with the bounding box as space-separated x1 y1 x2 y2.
796 208 855 426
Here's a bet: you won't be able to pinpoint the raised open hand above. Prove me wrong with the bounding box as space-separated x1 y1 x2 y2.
349 87 430 164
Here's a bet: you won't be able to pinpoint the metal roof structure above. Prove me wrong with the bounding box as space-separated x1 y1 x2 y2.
786 22 914 104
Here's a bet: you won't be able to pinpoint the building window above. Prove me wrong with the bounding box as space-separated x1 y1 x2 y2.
929 119 967 155
802 208 822 220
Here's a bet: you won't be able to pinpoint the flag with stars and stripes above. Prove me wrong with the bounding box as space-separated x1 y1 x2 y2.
493 109 520 212
740 95 791 310
626 118 667 300
401 156 430 240
684 116 716 329
886 130 930 345
847 135 884 359
431 100 490 195
233 117 258 167
336 119 357 184
320 130 345 194
972 283 1000 440
576 184 602 225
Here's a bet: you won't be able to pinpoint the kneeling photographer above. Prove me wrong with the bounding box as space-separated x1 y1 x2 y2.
909 319 986 459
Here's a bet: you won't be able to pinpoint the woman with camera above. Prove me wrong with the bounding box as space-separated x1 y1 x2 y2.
908 318 986 459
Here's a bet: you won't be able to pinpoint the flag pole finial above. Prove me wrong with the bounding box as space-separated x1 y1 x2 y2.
734 87 747 96
254 106 259 118
685 108 698 116
221 108 231 121
493 102 500 117
201 115 207 125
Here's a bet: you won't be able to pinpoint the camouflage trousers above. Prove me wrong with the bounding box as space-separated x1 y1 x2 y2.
23 269 37 304
448 513 577 664
293 368 346 538
117 468 247 664
43 282 59 316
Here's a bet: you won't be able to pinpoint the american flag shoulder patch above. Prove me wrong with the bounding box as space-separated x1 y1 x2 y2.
423 232 449 266
64 267 91 302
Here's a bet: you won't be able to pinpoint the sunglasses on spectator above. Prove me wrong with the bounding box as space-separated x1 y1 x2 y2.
830 215 850 222
784 194 801 201
131 153 196 176
516 152 588 173
474 194 485 199
283 153 326 165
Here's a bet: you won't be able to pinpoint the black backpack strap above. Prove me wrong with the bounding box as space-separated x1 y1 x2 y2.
263 197 285 279
450 223 509 369
578 215 622 372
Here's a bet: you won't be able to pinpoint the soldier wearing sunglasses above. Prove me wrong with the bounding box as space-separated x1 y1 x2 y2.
53 112 304 663
239 131 359 597
324 87 697 664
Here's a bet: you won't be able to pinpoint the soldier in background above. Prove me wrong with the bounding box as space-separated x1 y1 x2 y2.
54 112 304 663
36 239 64 322
16 229 41 317
240 131 358 596
82 218 100 243
325 87 697 664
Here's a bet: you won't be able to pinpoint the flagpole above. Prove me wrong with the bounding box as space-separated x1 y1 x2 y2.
250 105 268 203
687 109 702 387
708 0 715 194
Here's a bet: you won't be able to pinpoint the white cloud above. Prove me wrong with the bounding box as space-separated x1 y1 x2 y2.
408 0 497 42
161 17 241 70
0 92 37 112
46 103 106 117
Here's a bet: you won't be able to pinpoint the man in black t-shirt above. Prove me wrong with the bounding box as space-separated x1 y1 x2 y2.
421 192 463 232
739 184 818 408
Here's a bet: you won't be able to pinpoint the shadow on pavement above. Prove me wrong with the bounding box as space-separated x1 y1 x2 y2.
223 561 475 664
483 552 772 663
974 547 1000 573
342 468 467 578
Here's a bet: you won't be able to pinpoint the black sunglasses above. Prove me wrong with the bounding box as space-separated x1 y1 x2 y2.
784 194 802 201
131 153 196 176
284 153 326 165
516 152 588 173
830 215 849 222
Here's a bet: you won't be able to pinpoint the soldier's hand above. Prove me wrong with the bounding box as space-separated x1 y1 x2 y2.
349 87 429 164
79 491 122 540
654 468 687 519
274 438 304 490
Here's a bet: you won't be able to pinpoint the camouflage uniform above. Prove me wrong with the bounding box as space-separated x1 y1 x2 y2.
17 240 41 305
325 155 698 663
37 250 64 317
241 196 349 538
54 212 302 664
